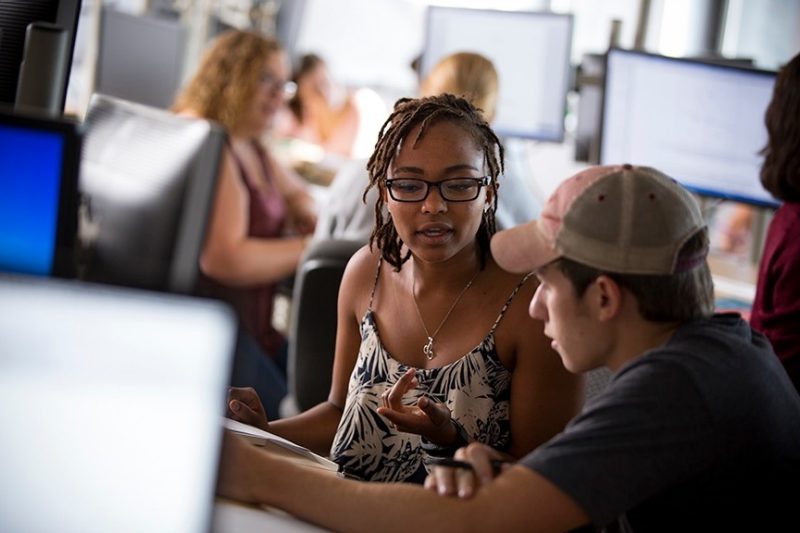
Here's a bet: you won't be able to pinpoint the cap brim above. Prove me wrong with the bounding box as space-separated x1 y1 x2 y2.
491 219 560 274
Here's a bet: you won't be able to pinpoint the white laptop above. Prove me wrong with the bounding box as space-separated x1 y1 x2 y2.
0 275 236 533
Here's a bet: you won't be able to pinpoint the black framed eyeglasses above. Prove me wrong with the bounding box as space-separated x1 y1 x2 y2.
385 177 490 202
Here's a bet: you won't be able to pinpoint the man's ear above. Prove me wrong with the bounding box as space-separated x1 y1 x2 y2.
591 275 623 322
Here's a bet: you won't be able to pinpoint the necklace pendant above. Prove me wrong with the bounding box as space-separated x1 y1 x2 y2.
423 337 435 360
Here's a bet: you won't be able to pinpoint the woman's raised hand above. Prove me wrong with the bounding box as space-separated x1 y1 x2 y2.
376 368 457 445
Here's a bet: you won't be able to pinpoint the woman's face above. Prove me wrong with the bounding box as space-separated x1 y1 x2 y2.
298 62 333 105
242 50 290 137
385 120 492 264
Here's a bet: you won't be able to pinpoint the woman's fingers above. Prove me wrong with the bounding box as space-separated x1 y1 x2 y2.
385 368 417 410
418 396 450 427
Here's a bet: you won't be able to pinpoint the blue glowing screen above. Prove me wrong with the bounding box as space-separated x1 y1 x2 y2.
0 124 64 275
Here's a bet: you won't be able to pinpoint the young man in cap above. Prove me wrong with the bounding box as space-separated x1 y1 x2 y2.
217 165 800 532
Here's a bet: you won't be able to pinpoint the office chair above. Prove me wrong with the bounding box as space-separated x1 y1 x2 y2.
282 238 364 415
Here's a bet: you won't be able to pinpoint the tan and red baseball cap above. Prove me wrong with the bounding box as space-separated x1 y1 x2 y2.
490 164 707 275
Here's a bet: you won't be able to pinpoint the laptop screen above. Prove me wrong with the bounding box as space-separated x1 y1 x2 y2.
0 276 236 532
0 110 81 277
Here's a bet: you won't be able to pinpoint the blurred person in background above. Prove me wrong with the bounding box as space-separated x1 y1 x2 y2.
274 53 361 158
173 30 317 419
750 51 800 393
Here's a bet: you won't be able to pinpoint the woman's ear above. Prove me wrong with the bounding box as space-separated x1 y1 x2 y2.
591 275 623 322
485 180 497 211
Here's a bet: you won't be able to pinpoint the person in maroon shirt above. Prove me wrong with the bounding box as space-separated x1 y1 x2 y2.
173 30 318 417
751 51 800 394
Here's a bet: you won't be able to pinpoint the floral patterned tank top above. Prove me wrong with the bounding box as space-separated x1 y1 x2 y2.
330 262 533 482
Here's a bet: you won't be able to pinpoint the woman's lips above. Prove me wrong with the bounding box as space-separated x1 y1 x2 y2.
416 224 453 243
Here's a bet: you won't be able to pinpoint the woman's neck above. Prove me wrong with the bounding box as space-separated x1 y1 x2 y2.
410 245 484 291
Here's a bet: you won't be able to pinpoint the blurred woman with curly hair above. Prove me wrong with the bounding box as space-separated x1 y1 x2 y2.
174 30 318 417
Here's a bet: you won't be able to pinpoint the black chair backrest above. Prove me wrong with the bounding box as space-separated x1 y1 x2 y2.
286 238 363 413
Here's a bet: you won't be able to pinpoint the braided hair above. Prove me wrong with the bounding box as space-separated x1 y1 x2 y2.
365 94 505 271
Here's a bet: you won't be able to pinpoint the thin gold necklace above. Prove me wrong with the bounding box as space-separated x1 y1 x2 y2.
412 268 480 360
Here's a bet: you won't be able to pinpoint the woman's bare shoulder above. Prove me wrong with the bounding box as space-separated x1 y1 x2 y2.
484 258 538 297
339 245 381 289
337 244 382 315
346 244 380 271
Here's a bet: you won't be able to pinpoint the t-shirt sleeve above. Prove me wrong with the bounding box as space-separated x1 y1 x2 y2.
521 358 720 527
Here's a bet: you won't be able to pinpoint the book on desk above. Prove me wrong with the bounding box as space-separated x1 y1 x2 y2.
223 418 340 475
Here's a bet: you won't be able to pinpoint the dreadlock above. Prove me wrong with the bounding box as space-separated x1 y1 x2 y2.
364 93 505 271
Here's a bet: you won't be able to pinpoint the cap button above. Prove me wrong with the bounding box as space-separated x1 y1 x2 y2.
622 163 633 170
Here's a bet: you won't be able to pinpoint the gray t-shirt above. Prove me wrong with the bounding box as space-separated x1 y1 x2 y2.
523 314 800 531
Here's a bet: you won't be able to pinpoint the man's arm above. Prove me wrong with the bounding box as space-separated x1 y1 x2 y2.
217 432 591 533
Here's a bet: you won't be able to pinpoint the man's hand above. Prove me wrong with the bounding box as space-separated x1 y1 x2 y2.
424 443 512 499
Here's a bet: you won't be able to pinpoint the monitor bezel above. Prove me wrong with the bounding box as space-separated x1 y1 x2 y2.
599 47 779 209
0 107 81 277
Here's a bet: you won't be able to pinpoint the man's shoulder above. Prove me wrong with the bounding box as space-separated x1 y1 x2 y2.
621 315 765 383
624 314 798 418
651 314 765 361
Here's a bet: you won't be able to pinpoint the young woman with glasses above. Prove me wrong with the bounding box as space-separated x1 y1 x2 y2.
227 94 583 483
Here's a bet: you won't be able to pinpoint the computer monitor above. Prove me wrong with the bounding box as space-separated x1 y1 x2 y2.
421 7 573 141
78 94 225 294
0 108 81 277
0 274 235 533
94 8 187 110
600 48 778 208
0 0 82 110
288 0 424 93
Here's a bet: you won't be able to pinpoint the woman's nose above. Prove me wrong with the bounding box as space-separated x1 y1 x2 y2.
421 185 447 213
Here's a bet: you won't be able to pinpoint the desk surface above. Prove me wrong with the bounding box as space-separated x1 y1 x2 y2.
213 499 327 532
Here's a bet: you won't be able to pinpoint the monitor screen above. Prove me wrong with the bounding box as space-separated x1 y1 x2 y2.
0 0 82 110
288 0 425 94
78 94 225 293
0 274 235 533
94 8 187 110
421 7 573 141
0 108 80 277
600 48 778 207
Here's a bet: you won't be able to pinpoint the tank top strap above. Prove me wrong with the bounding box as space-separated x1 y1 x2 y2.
250 140 275 185
488 272 535 335
227 139 273 191
367 257 383 312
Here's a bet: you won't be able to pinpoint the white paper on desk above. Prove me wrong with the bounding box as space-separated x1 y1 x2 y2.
223 418 339 472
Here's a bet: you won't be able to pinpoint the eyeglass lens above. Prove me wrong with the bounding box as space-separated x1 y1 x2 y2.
388 178 486 202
